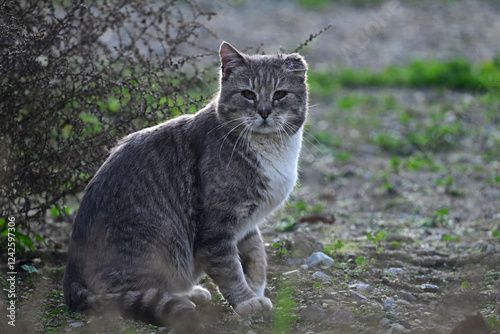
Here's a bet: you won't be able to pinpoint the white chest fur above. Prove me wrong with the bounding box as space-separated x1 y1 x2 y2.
235 128 303 240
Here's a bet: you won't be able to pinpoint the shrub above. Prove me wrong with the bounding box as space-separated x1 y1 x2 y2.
0 0 218 240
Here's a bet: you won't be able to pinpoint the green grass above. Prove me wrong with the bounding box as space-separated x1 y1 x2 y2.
271 281 297 334
305 56 500 170
297 0 417 10
308 57 500 98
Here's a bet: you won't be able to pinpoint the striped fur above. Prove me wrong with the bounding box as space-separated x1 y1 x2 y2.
63 42 308 332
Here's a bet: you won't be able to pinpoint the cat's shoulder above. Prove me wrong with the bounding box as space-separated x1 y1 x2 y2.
113 102 217 150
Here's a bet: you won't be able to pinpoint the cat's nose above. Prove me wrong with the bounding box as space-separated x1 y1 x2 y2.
257 106 272 119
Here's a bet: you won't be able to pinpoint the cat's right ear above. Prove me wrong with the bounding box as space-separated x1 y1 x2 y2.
220 42 245 79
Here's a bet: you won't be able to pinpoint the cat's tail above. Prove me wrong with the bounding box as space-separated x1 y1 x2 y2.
64 282 201 333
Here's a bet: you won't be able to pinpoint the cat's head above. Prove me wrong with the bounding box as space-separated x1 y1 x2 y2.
217 42 308 137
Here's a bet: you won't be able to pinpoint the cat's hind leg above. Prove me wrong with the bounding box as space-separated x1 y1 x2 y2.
116 289 201 333
66 284 201 333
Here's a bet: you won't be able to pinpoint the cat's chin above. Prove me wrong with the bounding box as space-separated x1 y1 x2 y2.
252 124 280 135
251 119 280 134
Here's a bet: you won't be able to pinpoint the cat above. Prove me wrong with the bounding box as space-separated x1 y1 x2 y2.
63 41 308 332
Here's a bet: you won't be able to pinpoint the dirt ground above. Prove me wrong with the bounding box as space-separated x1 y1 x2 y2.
2 1 500 333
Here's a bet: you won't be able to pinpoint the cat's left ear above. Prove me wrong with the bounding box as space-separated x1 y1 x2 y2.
220 41 245 79
283 54 308 72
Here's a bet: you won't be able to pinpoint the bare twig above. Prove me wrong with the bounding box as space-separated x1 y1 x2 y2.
293 24 333 53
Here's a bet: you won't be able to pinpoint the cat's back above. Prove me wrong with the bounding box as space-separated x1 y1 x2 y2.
88 105 217 189
71 106 218 241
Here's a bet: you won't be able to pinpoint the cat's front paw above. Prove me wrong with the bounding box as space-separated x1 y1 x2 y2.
234 296 272 316
189 285 212 302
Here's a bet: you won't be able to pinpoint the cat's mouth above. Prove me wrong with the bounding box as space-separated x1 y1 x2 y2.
252 117 280 134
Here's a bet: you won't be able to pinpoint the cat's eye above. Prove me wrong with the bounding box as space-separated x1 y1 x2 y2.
241 90 257 100
273 91 287 101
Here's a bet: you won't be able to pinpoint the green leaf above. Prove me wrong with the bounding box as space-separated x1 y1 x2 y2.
17 232 35 250
492 230 500 238
107 97 121 113
375 231 387 242
273 242 281 249
334 239 344 250
294 201 308 212
356 256 366 266
21 264 39 274
34 233 45 243
312 204 324 213
51 206 59 217
313 282 322 288
461 281 472 290
435 208 450 216
487 316 500 329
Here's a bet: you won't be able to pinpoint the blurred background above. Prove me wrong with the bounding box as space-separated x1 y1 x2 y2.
1 1 500 333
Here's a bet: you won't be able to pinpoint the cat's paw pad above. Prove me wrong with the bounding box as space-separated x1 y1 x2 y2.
234 296 272 316
189 285 212 302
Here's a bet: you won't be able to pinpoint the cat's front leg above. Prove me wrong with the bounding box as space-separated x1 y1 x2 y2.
202 232 272 316
238 229 267 296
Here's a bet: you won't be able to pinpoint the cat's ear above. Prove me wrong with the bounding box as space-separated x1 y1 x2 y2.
283 54 308 72
220 42 245 79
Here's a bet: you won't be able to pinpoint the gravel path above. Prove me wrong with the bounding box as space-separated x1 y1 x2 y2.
199 0 500 69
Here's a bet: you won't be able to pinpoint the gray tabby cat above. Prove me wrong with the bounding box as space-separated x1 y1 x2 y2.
63 42 308 332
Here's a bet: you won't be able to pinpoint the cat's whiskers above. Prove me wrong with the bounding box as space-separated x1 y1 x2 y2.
219 119 249 160
283 120 324 156
230 122 253 162
276 122 288 148
208 116 248 135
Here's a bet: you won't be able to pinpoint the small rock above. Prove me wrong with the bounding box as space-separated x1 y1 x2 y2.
390 323 407 333
381 277 391 284
322 299 337 305
402 292 416 302
485 243 496 256
69 322 85 328
349 290 370 302
341 165 357 177
306 252 334 268
323 292 338 300
299 304 328 322
387 268 405 276
379 317 391 327
420 284 439 292
395 299 411 307
322 308 355 325
384 298 395 313
292 233 324 256
312 271 332 281
349 283 372 291
398 320 411 329
420 292 438 301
